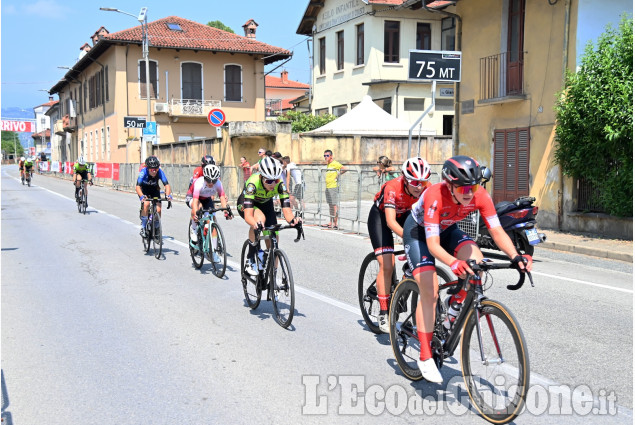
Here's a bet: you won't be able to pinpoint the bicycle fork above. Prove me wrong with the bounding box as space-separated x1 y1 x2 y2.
471 277 505 366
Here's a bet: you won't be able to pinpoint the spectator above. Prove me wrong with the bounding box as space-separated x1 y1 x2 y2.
373 156 399 181
282 156 305 216
272 151 283 160
250 148 270 173
323 149 347 229
240 156 252 182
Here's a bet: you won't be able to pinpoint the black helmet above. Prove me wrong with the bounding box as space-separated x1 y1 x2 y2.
201 155 215 167
145 156 160 168
441 155 482 186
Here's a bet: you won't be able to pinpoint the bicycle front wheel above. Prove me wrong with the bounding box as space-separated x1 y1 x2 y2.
270 248 295 328
209 222 227 278
151 213 163 259
460 299 530 424
389 278 422 381
240 239 261 309
81 188 88 214
76 189 83 213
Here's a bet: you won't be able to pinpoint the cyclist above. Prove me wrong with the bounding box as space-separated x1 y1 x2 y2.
136 156 172 237
368 157 432 333
237 156 301 275
402 155 533 383
23 157 34 181
73 156 93 199
185 155 216 207
18 156 26 180
189 164 233 262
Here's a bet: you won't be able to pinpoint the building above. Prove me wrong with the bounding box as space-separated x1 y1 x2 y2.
265 70 310 117
49 16 291 164
31 98 56 158
297 0 457 135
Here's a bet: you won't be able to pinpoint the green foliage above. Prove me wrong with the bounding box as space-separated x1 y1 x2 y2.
277 110 338 133
554 15 633 217
1 131 25 157
207 20 234 34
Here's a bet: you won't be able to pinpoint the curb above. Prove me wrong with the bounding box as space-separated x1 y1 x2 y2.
539 241 633 263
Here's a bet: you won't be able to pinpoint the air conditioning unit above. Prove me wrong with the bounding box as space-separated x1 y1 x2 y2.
154 103 169 113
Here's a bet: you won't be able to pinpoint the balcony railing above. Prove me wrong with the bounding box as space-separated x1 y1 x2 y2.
62 114 77 132
479 51 525 103
54 119 65 135
170 99 222 117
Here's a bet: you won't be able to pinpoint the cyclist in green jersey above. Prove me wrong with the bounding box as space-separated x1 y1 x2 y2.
73 156 93 199
237 156 301 275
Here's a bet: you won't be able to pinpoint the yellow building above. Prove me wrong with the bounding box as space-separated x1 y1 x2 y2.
49 16 291 165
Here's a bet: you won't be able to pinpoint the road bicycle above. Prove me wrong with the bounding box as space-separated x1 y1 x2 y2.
389 258 534 424
188 200 232 278
75 179 91 214
358 249 453 334
140 195 172 259
240 222 304 329
23 170 33 187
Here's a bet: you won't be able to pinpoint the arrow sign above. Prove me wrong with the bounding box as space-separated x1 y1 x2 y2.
208 109 226 127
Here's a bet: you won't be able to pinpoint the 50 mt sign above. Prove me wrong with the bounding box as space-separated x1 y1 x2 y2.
123 116 147 128
408 50 462 82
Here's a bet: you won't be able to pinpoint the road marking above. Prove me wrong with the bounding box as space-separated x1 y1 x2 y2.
532 270 633 293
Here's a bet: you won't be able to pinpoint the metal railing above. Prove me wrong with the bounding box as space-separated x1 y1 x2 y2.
576 178 606 213
479 51 524 101
169 99 221 116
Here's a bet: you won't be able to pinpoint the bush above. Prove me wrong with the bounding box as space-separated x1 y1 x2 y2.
554 15 633 217
277 110 337 133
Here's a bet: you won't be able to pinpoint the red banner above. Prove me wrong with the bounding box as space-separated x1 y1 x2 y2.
94 162 120 180
112 163 119 181
65 162 74 174
0 120 35 132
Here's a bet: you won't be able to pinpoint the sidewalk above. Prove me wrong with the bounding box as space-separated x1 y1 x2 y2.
537 228 633 263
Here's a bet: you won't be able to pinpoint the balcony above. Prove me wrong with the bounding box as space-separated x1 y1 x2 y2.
54 119 65 135
62 114 77 132
479 51 526 104
169 99 222 118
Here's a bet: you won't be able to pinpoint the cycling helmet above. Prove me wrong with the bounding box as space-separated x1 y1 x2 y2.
402 157 431 181
77 156 85 165
145 156 160 168
201 155 216 167
20 156 25 161
441 155 482 186
259 156 283 180
203 164 221 182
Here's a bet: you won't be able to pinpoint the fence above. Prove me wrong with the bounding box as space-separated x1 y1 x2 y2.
576 178 606 213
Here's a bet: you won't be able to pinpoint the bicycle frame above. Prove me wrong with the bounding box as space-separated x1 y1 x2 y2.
251 224 304 288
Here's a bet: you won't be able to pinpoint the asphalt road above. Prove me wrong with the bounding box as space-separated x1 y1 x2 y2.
2 165 632 424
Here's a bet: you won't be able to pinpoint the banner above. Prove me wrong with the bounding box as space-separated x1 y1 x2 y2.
51 161 61 172
38 161 50 172
94 162 120 180
0 120 35 132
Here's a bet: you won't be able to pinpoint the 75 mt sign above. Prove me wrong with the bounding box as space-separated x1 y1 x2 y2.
408 50 462 82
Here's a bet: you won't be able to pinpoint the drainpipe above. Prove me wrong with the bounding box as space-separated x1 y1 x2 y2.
395 83 401 119
558 0 571 231
422 1 462 155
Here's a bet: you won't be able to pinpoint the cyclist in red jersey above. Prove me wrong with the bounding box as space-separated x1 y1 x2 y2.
402 155 532 383
367 157 432 333
186 155 215 207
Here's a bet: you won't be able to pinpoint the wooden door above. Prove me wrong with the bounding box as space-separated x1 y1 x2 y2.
493 128 529 204
506 0 525 95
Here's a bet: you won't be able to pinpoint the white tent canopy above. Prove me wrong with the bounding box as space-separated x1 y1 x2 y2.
303 95 434 136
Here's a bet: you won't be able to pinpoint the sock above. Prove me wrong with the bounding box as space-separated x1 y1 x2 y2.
212 236 218 250
141 216 148 228
378 294 390 312
418 331 434 361
248 243 257 261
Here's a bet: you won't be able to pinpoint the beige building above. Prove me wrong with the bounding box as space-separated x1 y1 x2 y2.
297 0 456 136
265 70 310 117
49 16 291 164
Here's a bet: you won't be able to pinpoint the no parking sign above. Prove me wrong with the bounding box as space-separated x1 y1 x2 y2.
207 109 226 127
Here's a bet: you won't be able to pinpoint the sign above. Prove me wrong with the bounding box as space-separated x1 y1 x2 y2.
1 120 35 132
123 116 147 128
29 147 36 156
142 121 157 136
208 109 226 127
408 50 462 82
440 88 455 97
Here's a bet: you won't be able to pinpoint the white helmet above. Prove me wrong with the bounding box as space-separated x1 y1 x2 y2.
77 156 85 165
203 164 220 182
20 156 25 161
259 157 283 180
402 157 431 181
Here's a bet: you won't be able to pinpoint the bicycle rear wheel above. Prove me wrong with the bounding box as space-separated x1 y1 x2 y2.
81 188 88 214
389 278 422 381
270 249 295 328
357 252 398 334
189 220 204 269
76 188 83 213
461 299 530 424
208 222 227 278
151 213 162 259
240 239 261 309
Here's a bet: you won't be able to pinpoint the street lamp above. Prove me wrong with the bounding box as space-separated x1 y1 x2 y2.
100 6 150 162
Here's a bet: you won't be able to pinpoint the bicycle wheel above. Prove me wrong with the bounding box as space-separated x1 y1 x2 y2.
142 222 151 253
189 220 204 269
461 299 530 424
270 249 295 328
151 213 163 259
389 278 422 381
240 239 261 309
358 252 398 334
81 187 88 214
76 188 83 213
209 222 227 278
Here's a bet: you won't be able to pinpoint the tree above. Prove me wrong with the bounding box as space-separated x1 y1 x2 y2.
1 131 25 158
554 15 633 217
277 110 337 133
207 20 234 34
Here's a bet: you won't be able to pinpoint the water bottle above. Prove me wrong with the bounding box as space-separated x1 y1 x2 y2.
443 289 467 330
257 249 265 270
203 222 209 236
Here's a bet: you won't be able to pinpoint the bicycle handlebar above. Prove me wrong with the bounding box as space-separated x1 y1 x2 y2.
466 259 534 291
142 196 172 209
254 222 305 243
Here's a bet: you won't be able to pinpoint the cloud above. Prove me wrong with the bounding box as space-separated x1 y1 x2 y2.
22 0 72 19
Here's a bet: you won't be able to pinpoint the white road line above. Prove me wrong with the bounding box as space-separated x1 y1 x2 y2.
532 270 633 293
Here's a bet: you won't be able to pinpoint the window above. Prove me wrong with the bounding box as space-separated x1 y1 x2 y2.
315 108 329 116
404 98 425 111
441 18 456 50
373 97 392 114
416 23 431 50
182 62 203 100
106 126 111 159
88 131 92 160
332 104 348 117
356 24 364 65
384 21 400 63
105 66 109 102
139 59 158 99
435 99 454 111
319 37 326 75
224 64 242 102
167 22 182 31
101 128 105 158
336 31 344 70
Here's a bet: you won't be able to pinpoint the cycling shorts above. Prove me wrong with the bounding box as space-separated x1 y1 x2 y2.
237 193 277 227
141 186 162 199
367 204 407 256
402 213 477 276
75 170 89 180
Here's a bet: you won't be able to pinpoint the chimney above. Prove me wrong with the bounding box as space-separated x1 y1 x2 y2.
91 26 109 45
281 70 288 84
49 96 54 102
80 43 91 53
243 19 258 39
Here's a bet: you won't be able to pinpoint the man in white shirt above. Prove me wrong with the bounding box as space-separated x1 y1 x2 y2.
282 156 305 215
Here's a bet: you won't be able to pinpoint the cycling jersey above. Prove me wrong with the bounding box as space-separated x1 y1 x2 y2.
374 176 430 219
411 181 500 238
137 167 169 198
192 176 225 200
186 166 204 198
18 161 25 170
73 163 90 174
24 161 33 169
242 173 290 209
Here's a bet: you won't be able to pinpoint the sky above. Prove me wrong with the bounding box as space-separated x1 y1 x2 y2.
1 0 312 111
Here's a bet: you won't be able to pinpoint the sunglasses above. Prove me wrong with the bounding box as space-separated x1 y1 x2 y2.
207 179 218 184
149 167 159 171
406 179 424 188
263 178 277 185
324 154 331 158
455 184 479 194
258 151 266 155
